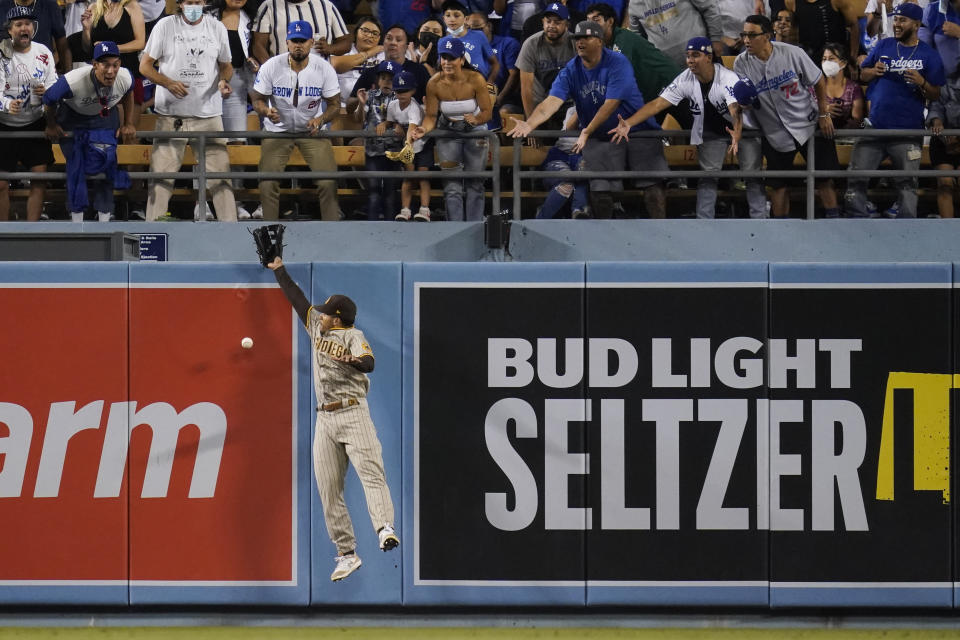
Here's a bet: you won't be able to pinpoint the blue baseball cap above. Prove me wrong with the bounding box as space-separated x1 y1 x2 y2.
286 20 313 41
392 70 417 90
5 5 35 25
437 36 465 58
93 40 121 60
732 77 760 108
891 2 923 21
543 2 569 20
376 59 399 74
686 36 712 53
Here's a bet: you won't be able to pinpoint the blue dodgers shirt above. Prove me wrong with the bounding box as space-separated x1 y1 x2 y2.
860 36 945 130
549 47 658 140
456 29 496 79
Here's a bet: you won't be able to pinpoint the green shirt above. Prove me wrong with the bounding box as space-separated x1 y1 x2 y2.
611 26 682 104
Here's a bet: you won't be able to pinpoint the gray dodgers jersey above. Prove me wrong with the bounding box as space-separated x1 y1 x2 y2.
733 41 822 152
307 308 373 404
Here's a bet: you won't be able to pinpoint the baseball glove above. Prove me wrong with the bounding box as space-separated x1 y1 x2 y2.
251 223 286 267
386 142 415 164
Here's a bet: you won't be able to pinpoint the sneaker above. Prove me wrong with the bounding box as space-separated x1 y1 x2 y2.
252 205 263 219
395 207 412 221
194 202 214 221
131 209 146 221
330 553 362 581
883 201 900 219
70 211 84 223
237 205 252 220
572 209 590 219
413 206 431 222
155 212 177 222
97 211 113 222
378 525 399 551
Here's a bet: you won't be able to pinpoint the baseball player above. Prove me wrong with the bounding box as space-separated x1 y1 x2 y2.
267 256 399 582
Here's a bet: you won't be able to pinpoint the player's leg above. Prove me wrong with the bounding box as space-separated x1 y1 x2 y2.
313 415 357 556
340 400 396 548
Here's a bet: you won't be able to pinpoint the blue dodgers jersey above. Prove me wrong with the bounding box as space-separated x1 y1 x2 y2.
457 29 495 78
549 47 658 140
861 37 945 130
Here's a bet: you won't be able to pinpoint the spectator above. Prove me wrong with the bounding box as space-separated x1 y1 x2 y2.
467 12 520 128
623 0 723 66
516 2 576 133
411 17 443 75
537 107 588 218
251 20 341 220
352 23 430 103
411 36 493 220
610 37 767 218
43 41 136 222
920 0 960 78
139 0 237 221
251 0 350 63
847 2 944 218
0 0 70 72
520 0 587 40
928 72 960 218
81 0 145 77
821 41 864 136
865 0 894 40
138 0 165 39
378 0 432 36
584 3 682 111
509 21 668 218
734 14 840 218
720 0 756 53
439 0 499 84
432 0 492 16
492 0 544 41
772 8 798 44
567 0 623 22
0 5 56 222
353 59 400 220
786 0 861 60
332 18 384 103
385 70 432 221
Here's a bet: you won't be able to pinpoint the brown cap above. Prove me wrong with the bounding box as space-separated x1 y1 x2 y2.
317 294 357 325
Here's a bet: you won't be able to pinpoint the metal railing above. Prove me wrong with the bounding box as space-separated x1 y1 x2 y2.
1 126 959 221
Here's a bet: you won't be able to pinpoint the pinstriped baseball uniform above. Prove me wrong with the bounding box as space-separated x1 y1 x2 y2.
306 307 395 555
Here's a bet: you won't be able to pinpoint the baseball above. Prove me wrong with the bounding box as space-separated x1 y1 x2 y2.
241 337 254 349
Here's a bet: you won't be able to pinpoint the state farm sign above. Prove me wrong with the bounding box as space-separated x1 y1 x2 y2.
0 286 297 584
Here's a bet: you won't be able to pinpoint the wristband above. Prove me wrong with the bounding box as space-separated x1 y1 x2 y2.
818 114 829 119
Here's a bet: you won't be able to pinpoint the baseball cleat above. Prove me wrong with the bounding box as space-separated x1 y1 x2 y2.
378 525 399 551
331 553 362 581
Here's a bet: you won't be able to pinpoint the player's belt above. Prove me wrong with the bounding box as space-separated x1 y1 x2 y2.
320 398 359 412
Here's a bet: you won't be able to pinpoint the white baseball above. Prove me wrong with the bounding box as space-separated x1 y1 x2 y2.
241 337 254 349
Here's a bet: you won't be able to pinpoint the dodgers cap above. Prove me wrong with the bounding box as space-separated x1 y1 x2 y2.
286 20 313 41
543 2 569 20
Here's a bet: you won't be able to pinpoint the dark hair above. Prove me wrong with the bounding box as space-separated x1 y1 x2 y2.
384 23 410 44
744 14 774 33
354 16 384 43
585 2 616 22
417 16 443 32
821 41 852 78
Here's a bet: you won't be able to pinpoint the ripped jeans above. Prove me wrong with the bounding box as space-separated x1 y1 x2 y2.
436 121 488 221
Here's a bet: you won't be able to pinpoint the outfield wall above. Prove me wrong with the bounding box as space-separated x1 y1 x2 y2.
0 260 957 607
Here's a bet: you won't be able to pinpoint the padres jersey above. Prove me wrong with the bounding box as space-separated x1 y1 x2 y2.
307 307 373 404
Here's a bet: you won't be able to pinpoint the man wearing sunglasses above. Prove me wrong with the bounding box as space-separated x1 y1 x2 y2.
43 41 136 222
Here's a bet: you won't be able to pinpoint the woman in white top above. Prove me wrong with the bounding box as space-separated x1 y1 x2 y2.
411 36 491 221
331 17 384 107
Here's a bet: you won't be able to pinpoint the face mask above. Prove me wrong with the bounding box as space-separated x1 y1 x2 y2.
418 30 439 48
446 24 465 36
822 59 841 77
182 5 203 21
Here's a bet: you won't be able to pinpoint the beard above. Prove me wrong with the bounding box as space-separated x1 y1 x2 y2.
290 50 309 62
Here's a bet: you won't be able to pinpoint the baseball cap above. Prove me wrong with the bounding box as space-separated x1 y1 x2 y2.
891 2 922 21
437 36 466 58
317 294 357 326
686 36 712 53
732 77 760 108
376 59 399 75
440 0 468 12
543 2 570 20
286 20 313 41
93 40 121 60
392 70 417 90
5 5 35 25
572 20 603 38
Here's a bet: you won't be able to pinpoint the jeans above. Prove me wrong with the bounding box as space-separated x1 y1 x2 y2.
845 136 922 218
539 159 587 218
60 137 114 214
696 133 767 219
436 132 488 221
221 67 254 142
365 154 398 220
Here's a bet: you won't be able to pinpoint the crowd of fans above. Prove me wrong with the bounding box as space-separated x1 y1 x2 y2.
0 0 957 220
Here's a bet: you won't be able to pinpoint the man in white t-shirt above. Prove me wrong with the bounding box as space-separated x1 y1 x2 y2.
0 5 56 221
251 20 342 220
139 0 237 221
251 0 350 62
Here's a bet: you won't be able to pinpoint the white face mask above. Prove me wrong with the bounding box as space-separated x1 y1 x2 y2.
822 59 842 77
446 24 465 36
182 5 203 22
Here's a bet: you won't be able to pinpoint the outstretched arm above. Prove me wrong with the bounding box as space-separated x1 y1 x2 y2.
268 258 311 325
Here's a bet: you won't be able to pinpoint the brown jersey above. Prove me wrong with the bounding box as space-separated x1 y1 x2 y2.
306 306 374 405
